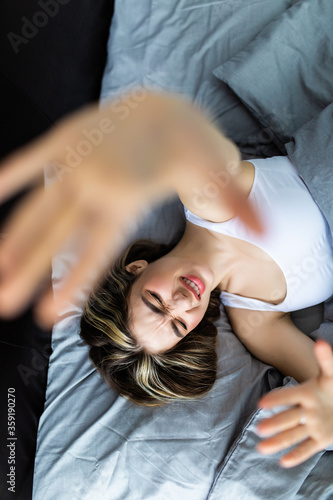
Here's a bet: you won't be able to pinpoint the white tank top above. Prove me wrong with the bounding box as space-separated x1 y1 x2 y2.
184 156 333 312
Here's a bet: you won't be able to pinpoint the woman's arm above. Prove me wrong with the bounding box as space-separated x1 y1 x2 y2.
225 307 320 382
0 89 260 325
112 91 258 228
226 307 333 464
226 307 333 465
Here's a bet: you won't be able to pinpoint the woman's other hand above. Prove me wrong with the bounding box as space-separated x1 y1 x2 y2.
256 339 333 467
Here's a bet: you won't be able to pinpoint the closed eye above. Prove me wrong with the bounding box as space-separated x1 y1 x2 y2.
177 319 187 329
144 292 188 337
149 292 163 305
148 291 187 331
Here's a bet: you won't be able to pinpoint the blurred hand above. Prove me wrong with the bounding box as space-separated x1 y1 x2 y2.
256 339 333 467
0 91 175 326
0 88 261 328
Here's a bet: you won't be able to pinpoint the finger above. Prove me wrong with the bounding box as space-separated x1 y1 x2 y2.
0 124 69 204
279 438 322 468
314 339 333 378
258 386 306 409
205 123 264 235
0 181 66 276
225 186 263 234
256 407 304 437
0 199 83 319
257 425 308 455
34 213 125 326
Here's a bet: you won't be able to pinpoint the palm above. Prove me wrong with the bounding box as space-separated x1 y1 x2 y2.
257 339 333 467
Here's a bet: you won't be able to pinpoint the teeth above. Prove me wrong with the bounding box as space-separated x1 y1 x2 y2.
182 278 200 297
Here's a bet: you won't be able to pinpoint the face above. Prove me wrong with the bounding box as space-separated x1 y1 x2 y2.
126 255 214 353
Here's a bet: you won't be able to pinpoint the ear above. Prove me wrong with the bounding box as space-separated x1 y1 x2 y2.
125 260 149 275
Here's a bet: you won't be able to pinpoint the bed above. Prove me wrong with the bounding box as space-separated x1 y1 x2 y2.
33 1 333 498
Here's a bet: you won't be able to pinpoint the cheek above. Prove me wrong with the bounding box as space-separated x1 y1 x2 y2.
188 309 206 331
190 295 211 329
142 272 172 293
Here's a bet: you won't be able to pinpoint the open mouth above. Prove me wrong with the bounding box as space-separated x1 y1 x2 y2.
180 277 201 300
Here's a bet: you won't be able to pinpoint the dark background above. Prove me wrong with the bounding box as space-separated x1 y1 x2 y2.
0 1 115 498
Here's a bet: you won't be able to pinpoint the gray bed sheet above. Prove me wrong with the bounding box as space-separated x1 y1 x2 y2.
33 1 333 498
32 187 333 499
32 192 280 500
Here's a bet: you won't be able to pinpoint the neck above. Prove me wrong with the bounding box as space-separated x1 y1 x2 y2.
168 221 229 292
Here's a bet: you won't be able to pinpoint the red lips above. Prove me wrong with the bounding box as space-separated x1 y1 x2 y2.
184 275 205 296
180 275 205 301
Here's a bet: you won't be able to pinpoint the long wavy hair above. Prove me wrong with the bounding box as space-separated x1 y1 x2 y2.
80 239 221 406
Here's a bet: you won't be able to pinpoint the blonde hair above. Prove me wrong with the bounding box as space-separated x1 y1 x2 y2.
80 239 221 406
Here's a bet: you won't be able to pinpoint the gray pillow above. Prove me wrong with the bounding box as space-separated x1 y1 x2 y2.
213 0 333 149
100 0 292 156
285 103 333 231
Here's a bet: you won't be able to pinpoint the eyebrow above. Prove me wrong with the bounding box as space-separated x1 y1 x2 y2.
141 295 185 338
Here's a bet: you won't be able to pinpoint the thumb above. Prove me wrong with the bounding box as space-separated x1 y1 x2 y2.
314 339 333 378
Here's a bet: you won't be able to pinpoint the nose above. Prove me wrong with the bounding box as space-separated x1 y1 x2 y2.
166 290 193 312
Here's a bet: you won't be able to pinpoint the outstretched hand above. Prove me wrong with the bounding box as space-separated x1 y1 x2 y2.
0 88 261 328
256 339 333 467
0 91 175 327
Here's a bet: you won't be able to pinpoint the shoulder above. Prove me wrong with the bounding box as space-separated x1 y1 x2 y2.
180 160 255 223
225 306 285 340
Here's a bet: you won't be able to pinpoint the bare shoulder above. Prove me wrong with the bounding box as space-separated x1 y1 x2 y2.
225 306 285 340
179 160 255 223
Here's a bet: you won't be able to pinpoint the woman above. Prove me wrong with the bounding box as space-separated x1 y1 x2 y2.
0 89 332 467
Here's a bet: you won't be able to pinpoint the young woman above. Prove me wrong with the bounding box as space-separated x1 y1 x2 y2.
0 89 332 467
